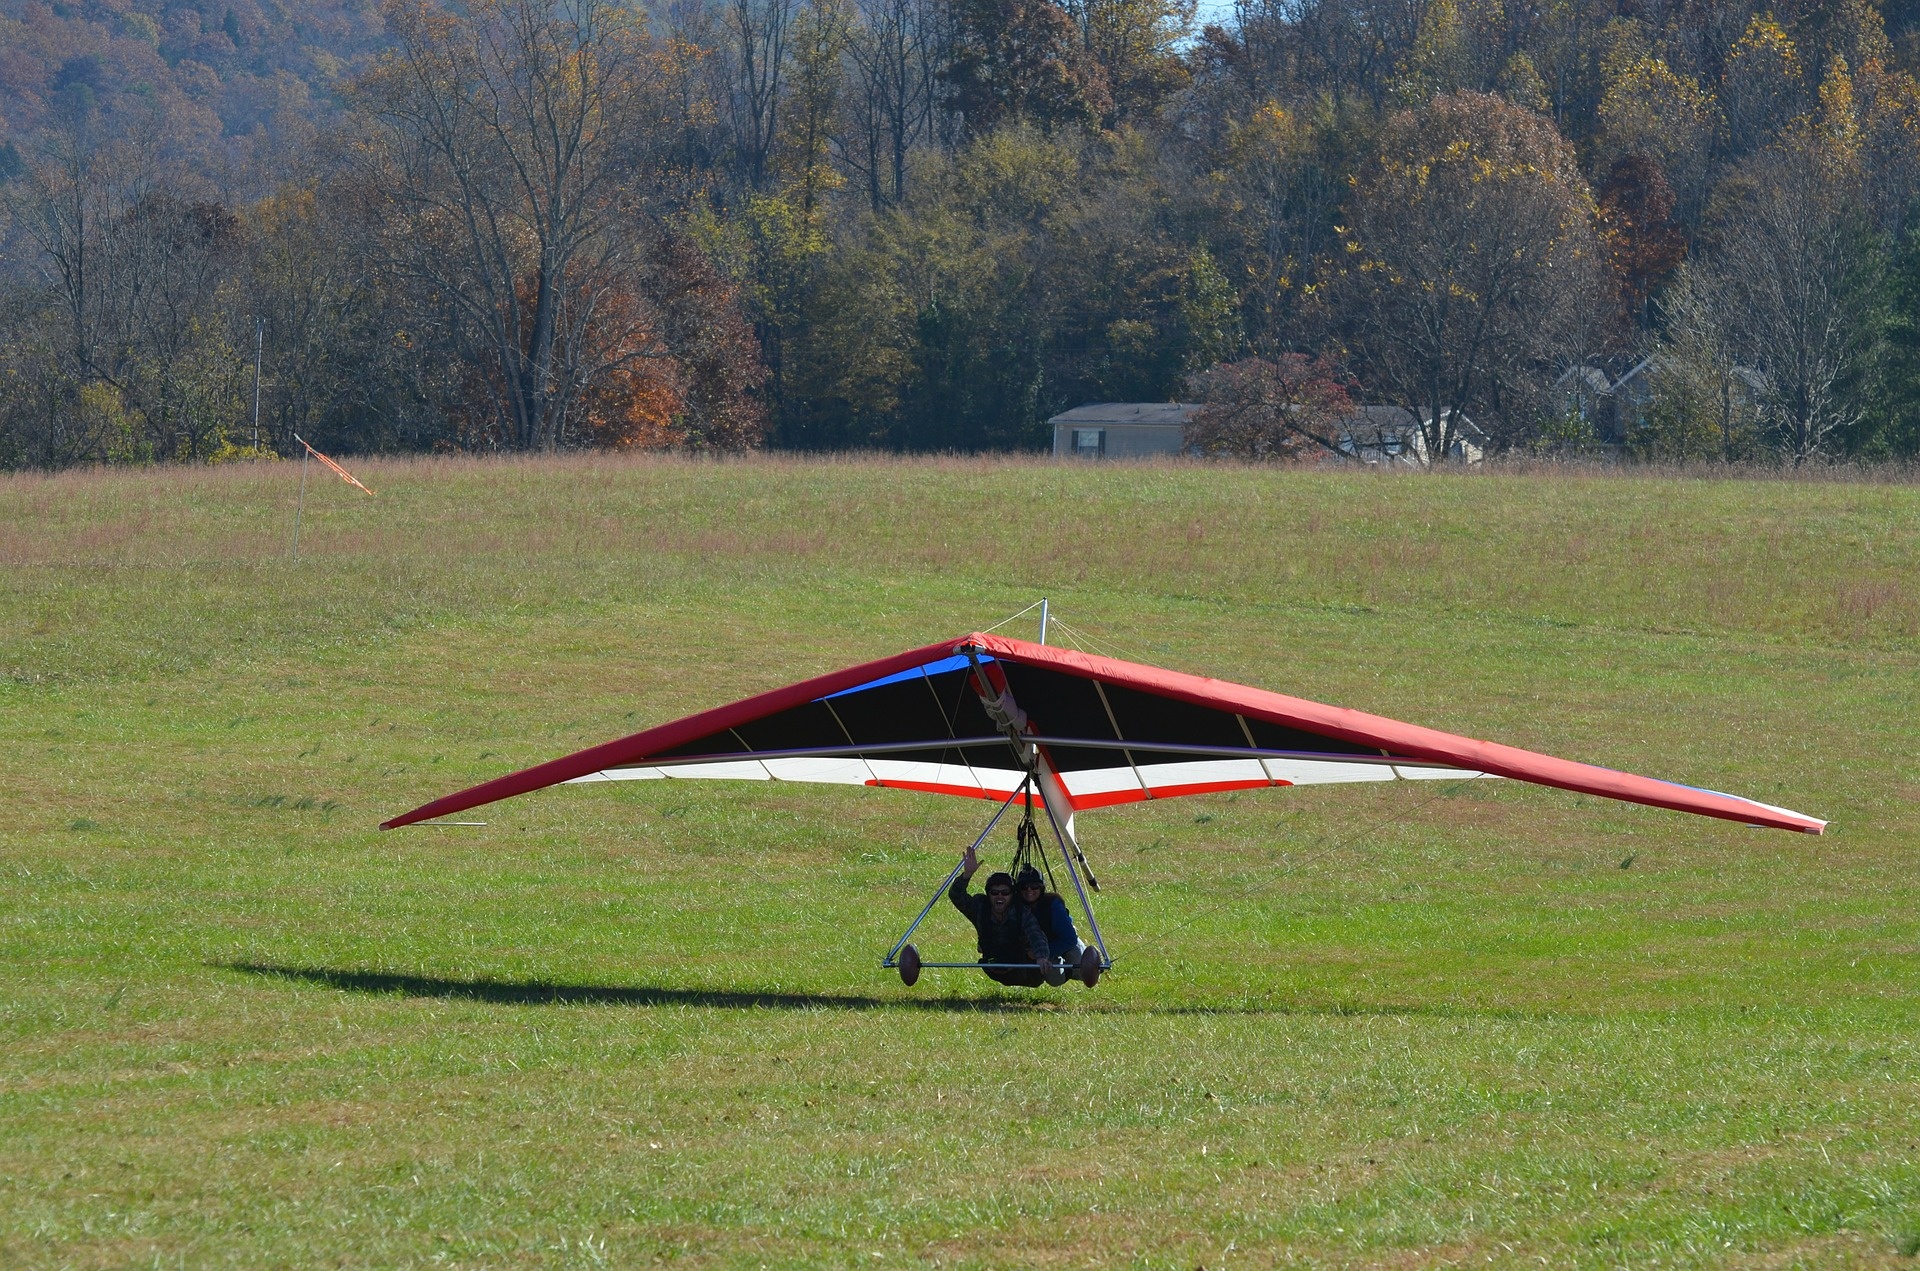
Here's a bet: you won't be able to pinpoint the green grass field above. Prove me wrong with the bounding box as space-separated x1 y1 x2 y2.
2 455 1917 1268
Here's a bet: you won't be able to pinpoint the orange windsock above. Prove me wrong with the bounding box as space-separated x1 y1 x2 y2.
293 434 374 495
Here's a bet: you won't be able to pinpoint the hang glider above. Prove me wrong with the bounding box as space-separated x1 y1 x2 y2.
382 631 1826 836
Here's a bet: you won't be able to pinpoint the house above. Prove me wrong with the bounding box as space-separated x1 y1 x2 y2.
1559 357 1771 449
1048 400 1485 463
1556 356 1661 445
1332 405 1486 466
1048 402 1204 458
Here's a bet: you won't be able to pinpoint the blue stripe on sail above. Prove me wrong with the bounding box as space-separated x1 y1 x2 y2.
822 653 987 699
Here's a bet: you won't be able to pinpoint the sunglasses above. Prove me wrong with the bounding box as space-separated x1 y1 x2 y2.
987 888 1012 897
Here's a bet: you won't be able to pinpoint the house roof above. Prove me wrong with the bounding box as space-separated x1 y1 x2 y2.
1047 402 1204 426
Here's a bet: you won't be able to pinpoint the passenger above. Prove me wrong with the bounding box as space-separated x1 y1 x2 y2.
1014 865 1098 987
948 844 1050 987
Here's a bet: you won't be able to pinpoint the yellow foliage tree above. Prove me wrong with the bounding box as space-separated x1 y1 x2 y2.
1597 48 1716 218
1817 55 1861 164
1723 15 1804 154
1859 60 1920 232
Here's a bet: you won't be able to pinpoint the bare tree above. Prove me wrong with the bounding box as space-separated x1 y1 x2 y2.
9 117 160 412
724 0 798 188
841 0 941 208
1646 263 1762 461
353 0 669 451
1701 139 1880 463
7 114 254 463
1240 0 1425 111
1334 92 1605 461
104 195 249 461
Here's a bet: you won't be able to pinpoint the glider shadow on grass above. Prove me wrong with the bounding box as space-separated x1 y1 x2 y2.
222 962 1064 1013
219 962 1547 1021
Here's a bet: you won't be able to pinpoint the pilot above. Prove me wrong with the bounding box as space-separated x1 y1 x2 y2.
948 844 1050 986
1014 864 1100 986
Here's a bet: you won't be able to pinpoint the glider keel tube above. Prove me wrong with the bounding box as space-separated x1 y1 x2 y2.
381 632 1825 835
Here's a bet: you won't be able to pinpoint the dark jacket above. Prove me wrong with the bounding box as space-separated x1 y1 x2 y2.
1026 893 1079 959
949 875 1048 964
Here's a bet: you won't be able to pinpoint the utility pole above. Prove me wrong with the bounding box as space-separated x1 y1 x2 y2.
251 316 264 450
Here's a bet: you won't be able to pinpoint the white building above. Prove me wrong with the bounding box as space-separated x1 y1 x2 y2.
1048 402 1204 459
1333 406 1486 466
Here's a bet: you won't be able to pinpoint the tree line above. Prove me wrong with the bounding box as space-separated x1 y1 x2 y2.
4 0 1920 467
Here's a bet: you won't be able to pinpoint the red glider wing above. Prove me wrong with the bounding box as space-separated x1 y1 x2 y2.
381 632 1825 834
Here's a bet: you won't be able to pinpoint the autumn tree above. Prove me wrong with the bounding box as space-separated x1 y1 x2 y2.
1192 99 1352 350
1392 0 1500 106
238 183 455 455
575 224 767 448
778 0 852 209
1596 153 1687 326
1857 58 1920 236
942 0 1109 134
352 0 677 452
1182 353 1354 459
1333 91 1606 460
1722 15 1804 157
1597 44 1716 224
690 180 832 423
1062 0 1194 123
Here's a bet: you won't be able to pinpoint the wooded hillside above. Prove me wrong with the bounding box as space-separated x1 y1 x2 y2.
3 0 1919 465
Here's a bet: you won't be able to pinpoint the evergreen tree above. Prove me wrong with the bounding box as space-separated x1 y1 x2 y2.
1864 224 1920 458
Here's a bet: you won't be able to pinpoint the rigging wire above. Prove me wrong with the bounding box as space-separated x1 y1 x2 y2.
981 600 1047 636
979 600 1136 662
1046 617 1129 661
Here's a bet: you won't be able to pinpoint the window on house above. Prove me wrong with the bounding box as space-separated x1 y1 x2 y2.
1072 428 1105 457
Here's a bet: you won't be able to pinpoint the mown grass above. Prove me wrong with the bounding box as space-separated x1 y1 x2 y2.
1 454 1916 1268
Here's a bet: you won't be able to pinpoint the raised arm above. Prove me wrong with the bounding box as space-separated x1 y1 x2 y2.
948 843 980 916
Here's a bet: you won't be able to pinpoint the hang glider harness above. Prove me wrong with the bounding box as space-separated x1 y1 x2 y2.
381 631 1827 988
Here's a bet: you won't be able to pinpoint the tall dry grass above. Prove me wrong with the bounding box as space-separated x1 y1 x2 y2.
4 453 1915 669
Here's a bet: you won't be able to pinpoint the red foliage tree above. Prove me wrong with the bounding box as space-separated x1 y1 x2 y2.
1597 154 1688 326
1183 354 1356 460
573 226 768 450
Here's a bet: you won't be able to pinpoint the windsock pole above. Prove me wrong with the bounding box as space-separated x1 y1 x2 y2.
287 435 372 561
289 444 308 560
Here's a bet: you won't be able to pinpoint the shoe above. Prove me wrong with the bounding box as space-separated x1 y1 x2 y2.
898 944 921 987
1043 957 1068 987
1077 947 1102 988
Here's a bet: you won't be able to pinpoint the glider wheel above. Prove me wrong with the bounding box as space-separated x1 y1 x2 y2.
1077 947 1102 989
898 944 922 987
